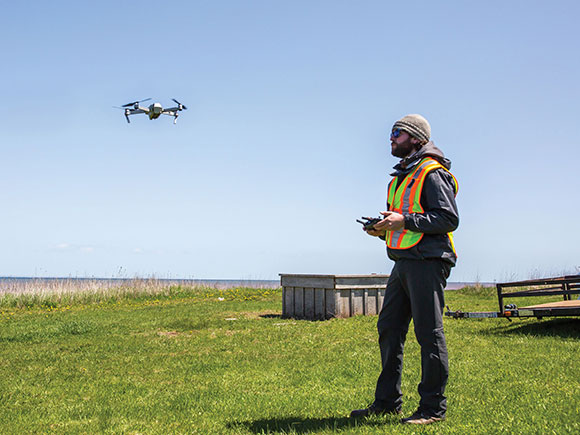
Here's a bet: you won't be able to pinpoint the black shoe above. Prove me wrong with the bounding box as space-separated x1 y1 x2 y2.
350 403 402 418
401 409 445 425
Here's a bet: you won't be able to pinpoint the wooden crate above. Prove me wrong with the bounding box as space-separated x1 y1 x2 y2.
280 274 389 320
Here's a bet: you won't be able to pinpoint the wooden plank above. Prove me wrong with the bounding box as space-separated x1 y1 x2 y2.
314 289 325 320
366 289 378 316
338 289 351 318
362 288 367 315
352 290 364 316
294 287 304 318
335 284 388 290
334 274 390 278
522 300 580 309
335 275 389 288
304 288 315 319
325 289 337 319
282 287 290 317
280 275 335 289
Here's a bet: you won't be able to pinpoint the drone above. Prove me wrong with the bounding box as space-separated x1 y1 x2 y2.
114 98 188 124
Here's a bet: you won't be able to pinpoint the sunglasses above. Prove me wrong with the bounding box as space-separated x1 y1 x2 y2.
391 128 403 138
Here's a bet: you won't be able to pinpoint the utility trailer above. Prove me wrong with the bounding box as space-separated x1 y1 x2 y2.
445 275 580 320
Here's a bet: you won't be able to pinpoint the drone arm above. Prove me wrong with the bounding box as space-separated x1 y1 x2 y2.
127 108 147 115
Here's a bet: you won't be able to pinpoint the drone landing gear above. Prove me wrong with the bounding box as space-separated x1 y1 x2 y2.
173 113 179 124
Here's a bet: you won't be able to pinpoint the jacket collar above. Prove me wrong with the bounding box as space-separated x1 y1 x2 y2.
390 141 451 177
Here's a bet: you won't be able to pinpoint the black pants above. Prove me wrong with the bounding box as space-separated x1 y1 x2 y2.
374 258 451 417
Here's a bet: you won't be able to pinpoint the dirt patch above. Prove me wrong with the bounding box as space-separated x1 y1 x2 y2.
157 331 180 337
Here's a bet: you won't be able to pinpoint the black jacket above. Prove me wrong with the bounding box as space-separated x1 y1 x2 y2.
386 142 459 265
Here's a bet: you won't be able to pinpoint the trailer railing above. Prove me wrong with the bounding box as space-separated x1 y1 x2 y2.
497 275 580 314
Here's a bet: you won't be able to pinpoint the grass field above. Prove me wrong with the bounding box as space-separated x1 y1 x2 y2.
0 284 578 434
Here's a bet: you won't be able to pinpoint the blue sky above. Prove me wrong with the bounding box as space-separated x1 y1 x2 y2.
1 1 579 282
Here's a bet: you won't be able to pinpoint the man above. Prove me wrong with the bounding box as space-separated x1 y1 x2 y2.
351 114 459 425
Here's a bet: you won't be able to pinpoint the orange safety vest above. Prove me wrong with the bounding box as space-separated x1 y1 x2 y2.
386 157 458 251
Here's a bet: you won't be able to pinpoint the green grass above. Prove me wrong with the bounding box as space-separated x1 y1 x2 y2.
0 285 579 434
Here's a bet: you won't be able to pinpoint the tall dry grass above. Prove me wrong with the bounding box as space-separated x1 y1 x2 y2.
0 278 272 308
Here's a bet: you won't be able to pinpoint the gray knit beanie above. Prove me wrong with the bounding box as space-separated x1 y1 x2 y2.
393 114 431 143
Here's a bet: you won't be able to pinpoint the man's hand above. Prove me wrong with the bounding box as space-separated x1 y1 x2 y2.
357 217 384 237
373 211 405 232
364 227 385 237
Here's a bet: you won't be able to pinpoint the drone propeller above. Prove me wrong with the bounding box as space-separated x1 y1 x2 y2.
172 98 188 110
121 98 151 108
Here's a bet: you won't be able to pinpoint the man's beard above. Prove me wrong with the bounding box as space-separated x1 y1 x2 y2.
391 137 416 158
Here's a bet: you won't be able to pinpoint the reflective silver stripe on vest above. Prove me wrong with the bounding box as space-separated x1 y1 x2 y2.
389 227 404 247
